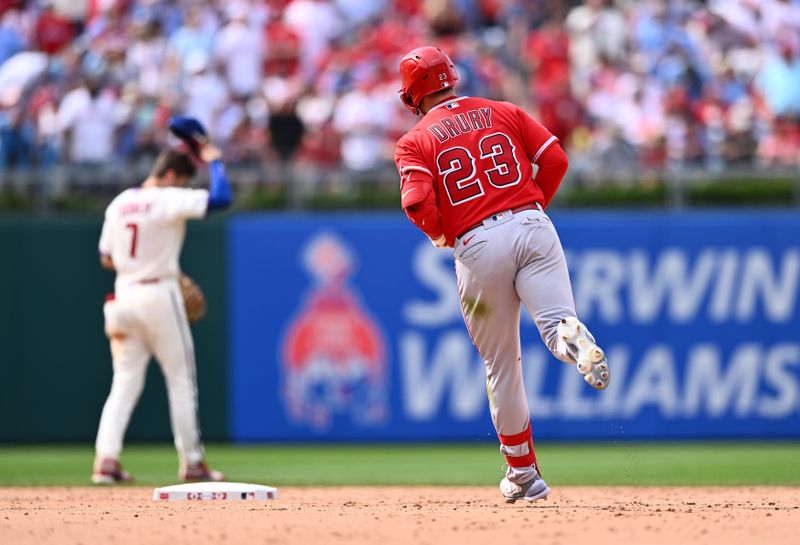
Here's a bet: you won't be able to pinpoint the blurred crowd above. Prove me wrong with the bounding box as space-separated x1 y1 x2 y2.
0 0 799 189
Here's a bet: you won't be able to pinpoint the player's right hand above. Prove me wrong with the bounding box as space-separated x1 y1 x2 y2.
168 116 208 157
200 144 222 163
429 234 447 248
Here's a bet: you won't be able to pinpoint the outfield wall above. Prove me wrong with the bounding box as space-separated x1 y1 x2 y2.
230 212 800 441
0 218 228 442
1 212 798 442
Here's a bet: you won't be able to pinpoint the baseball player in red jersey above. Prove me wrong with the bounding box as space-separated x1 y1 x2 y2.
394 47 610 503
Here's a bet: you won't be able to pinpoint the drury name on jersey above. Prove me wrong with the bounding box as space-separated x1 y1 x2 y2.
427 106 493 144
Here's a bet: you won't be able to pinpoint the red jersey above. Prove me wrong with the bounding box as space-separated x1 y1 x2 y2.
394 96 563 246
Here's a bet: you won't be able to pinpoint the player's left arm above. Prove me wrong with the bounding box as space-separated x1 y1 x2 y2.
516 107 568 207
395 138 445 247
401 171 445 247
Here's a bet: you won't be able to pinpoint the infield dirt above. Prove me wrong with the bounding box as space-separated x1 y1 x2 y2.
1 486 798 545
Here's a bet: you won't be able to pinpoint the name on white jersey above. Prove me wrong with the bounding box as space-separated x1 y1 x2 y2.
119 202 153 216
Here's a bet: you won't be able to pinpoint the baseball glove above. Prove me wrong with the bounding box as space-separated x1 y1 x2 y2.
180 274 207 323
168 116 208 158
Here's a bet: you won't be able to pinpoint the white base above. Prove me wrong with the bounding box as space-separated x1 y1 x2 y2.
153 482 278 501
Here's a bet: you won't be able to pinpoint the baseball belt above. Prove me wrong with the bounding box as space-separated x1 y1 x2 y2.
456 202 543 241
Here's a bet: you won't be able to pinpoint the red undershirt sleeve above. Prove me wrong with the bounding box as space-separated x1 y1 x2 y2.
533 142 569 208
515 106 569 207
395 137 444 241
400 170 443 240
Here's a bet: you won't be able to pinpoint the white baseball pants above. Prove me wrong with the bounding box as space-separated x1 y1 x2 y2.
95 279 204 464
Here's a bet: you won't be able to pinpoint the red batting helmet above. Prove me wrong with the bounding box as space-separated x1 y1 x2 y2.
399 46 459 115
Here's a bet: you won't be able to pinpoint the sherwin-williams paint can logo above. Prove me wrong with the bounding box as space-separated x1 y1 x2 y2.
281 233 388 431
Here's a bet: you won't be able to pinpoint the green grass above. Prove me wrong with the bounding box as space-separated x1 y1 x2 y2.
1 443 799 487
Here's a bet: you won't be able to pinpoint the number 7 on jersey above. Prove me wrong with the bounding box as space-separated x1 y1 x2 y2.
126 223 139 258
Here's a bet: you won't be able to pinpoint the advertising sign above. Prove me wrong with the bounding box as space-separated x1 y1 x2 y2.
229 212 800 441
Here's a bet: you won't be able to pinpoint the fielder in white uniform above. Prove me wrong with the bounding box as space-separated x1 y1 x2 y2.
92 142 231 483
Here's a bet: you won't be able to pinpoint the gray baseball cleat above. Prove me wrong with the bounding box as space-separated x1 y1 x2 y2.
500 472 550 503
557 317 610 390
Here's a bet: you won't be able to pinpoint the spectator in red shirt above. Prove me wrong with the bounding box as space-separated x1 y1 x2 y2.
263 7 301 77
34 2 76 55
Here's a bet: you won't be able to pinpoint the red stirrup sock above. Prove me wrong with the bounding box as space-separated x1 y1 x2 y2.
498 423 540 472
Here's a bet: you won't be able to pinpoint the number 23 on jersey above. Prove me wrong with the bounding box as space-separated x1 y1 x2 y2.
436 132 521 205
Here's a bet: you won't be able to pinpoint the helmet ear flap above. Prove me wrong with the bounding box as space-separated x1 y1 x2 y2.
400 90 419 115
